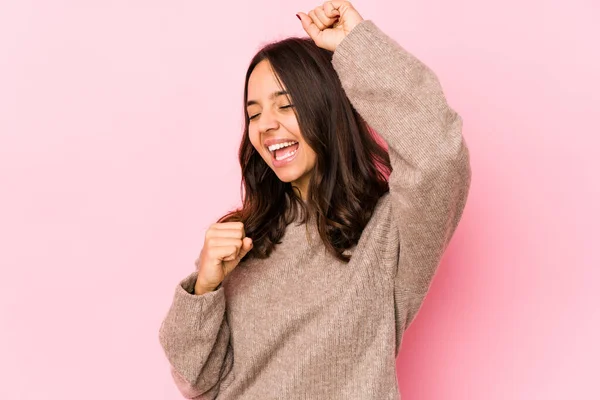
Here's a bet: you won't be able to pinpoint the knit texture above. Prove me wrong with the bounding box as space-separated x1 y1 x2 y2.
159 20 471 400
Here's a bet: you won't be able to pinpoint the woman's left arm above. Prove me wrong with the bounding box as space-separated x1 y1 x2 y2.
299 4 472 341
330 19 472 330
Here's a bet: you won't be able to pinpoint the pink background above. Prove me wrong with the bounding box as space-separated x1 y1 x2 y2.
1 0 598 398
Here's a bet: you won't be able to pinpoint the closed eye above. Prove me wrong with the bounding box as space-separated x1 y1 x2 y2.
248 105 294 121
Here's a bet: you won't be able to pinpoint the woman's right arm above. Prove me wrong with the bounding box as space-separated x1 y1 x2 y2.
159 270 233 399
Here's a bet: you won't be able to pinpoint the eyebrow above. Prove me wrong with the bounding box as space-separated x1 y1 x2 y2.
246 90 289 107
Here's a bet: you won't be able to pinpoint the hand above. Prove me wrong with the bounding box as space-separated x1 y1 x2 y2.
194 222 253 295
297 1 364 52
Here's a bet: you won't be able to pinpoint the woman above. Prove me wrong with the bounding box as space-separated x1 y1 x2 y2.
159 1 471 399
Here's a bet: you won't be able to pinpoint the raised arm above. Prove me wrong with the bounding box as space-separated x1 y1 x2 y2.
330 20 471 347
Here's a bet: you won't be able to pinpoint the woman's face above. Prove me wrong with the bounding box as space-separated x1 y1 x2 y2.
246 60 317 199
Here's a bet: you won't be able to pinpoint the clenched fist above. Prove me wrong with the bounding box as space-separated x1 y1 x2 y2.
194 222 253 295
297 1 364 52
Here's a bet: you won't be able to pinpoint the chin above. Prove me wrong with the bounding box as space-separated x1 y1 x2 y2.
273 169 303 183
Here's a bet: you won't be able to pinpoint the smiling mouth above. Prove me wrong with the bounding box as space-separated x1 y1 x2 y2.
266 140 298 157
269 142 300 166
271 142 299 160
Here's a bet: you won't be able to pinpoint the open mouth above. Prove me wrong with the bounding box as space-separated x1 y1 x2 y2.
268 141 299 167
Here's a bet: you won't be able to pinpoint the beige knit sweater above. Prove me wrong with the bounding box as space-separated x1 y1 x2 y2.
159 20 471 399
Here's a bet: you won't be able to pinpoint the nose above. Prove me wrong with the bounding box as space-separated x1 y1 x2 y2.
257 108 280 134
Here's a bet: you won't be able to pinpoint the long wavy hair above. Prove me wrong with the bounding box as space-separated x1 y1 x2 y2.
217 36 392 263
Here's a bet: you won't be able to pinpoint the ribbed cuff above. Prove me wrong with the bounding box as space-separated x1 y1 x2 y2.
170 271 226 323
332 20 386 69
332 19 421 92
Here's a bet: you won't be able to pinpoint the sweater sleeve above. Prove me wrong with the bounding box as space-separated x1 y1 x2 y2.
159 271 233 399
331 21 471 348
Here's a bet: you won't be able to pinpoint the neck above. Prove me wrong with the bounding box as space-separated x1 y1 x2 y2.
291 185 307 201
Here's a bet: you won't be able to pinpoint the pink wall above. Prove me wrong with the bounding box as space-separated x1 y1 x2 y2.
1 1 598 399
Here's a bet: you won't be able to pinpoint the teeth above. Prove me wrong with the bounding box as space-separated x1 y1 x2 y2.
267 141 297 152
275 148 298 161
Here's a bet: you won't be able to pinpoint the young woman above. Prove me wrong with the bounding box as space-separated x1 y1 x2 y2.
159 2 471 399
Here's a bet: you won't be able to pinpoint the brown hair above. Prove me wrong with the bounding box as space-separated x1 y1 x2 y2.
217 36 391 263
